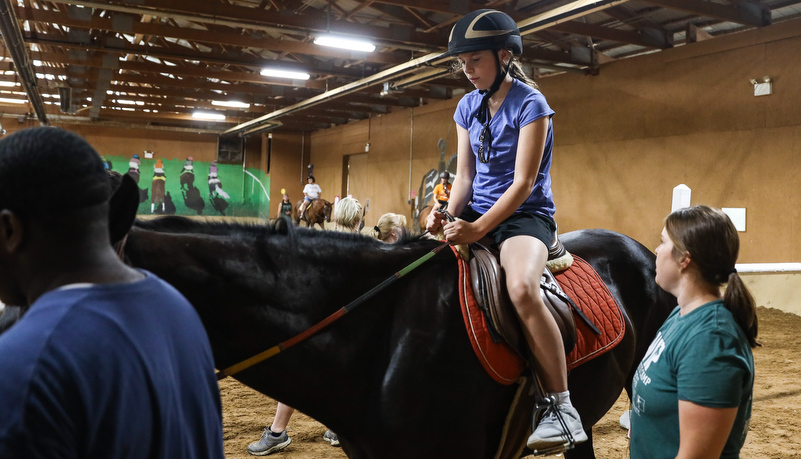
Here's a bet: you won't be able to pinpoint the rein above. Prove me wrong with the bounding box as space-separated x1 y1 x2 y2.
215 240 450 380
114 222 453 380
114 231 450 380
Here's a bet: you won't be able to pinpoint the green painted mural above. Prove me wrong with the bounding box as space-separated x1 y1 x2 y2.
102 155 270 218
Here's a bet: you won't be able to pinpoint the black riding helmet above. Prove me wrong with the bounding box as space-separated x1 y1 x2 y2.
440 171 450 180
447 9 522 56
447 10 522 163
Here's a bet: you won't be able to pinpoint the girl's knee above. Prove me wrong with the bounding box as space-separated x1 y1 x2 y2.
506 278 540 308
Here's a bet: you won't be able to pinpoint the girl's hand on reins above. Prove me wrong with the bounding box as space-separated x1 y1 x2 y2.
426 210 447 234
443 219 483 245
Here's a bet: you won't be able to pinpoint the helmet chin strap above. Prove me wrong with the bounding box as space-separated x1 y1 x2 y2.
474 50 513 163
476 50 512 124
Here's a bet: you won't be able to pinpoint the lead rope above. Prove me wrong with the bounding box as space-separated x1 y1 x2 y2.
215 240 451 380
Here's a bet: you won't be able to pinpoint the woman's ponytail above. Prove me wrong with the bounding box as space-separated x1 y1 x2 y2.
723 271 759 348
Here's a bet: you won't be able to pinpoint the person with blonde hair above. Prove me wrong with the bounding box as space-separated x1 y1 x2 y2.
370 212 407 243
333 197 362 232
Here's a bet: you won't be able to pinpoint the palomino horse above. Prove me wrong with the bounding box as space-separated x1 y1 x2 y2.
295 198 333 229
417 205 435 233
106 175 674 459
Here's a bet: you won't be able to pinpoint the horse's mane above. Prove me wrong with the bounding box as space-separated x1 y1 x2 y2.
134 215 430 254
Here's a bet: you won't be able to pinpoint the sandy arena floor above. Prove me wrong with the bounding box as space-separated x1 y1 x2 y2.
221 306 801 458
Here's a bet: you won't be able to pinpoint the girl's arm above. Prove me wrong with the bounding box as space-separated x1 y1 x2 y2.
443 117 549 244
675 400 737 459
427 125 474 233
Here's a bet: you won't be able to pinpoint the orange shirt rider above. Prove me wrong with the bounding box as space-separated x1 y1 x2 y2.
432 171 451 211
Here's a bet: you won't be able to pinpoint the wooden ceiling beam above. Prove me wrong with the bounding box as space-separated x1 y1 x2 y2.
344 1 375 20
67 75 412 113
637 0 770 27
552 19 673 48
95 107 240 124
365 3 432 30
31 49 371 85
601 4 665 33
24 36 329 90
17 6 405 65
70 82 284 106
367 0 479 15
79 91 370 121
43 0 449 51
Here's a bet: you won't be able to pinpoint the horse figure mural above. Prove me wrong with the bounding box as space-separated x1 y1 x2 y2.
99 175 675 459
295 198 333 229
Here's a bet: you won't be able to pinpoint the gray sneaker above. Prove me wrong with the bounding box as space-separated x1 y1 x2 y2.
526 403 588 450
323 430 340 447
247 427 291 456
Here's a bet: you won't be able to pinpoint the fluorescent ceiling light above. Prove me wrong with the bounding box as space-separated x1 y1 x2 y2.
0 97 27 104
192 111 225 121
314 34 375 52
260 68 310 80
212 100 250 109
0 81 17 87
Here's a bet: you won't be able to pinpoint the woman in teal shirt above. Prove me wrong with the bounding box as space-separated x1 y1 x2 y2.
631 205 758 458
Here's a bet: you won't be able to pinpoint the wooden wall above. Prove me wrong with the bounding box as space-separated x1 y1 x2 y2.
310 100 461 229
307 17 801 262
268 131 311 217
2 16 798 262
545 17 801 261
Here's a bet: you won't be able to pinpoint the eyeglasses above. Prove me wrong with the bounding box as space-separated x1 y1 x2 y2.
477 123 492 163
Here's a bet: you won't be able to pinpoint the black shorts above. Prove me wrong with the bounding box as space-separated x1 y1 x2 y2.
460 206 556 249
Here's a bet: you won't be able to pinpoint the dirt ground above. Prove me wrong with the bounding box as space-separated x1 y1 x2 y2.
221 306 801 458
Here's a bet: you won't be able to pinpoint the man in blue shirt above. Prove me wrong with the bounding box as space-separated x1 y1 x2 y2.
0 127 224 459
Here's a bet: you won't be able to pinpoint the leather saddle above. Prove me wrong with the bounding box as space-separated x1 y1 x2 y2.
468 231 599 360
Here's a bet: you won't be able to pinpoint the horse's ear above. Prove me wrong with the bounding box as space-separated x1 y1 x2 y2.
109 173 139 244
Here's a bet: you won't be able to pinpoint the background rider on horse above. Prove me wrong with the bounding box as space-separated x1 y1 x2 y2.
298 176 321 219
432 171 452 211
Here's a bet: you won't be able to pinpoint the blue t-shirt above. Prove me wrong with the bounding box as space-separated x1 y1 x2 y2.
630 300 754 458
454 78 556 217
0 271 224 459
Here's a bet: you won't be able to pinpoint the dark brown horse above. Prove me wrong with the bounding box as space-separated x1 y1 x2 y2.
295 198 332 229
0 305 25 334
104 175 674 459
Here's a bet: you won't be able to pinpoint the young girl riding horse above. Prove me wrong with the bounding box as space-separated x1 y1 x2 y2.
426 9 586 450
298 176 322 218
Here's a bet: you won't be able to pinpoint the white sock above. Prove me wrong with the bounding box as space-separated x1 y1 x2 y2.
550 390 573 408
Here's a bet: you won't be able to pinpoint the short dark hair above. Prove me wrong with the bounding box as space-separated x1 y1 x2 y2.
0 127 110 217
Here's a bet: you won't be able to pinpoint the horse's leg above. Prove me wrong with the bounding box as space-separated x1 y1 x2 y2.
564 431 596 459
